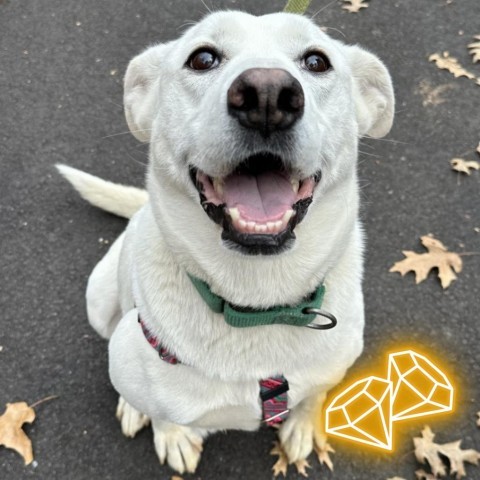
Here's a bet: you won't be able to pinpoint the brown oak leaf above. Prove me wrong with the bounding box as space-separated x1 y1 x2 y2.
416 80 456 106
414 426 480 479
468 35 480 63
0 402 36 465
270 441 312 477
451 158 480 175
342 0 369 13
390 235 462 289
429 52 476 80
314 442 335 471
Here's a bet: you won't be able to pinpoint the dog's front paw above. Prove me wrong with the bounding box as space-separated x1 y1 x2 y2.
116 396 150 438
277 392 334 471
278 410 315 463
152 419 204 474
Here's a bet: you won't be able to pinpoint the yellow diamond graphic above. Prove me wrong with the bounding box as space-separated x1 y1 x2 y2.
326 376 392 450
388 350 453 421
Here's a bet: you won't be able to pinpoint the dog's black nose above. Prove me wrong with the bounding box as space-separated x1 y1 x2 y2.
227 68 304 137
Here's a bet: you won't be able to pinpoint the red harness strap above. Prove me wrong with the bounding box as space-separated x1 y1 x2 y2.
138 316 289 426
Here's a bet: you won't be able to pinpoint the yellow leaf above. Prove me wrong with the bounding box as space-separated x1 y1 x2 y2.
451 158 480 175
270 441 318 477
390 235 463 289
414 426 480 479
0 402 36 465
429 52 477 82
314 442 335 471
468 35 480 63
342 0 369 13
295 458 311 477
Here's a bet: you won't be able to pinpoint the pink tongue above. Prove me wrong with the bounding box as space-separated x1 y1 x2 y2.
222 172 296 222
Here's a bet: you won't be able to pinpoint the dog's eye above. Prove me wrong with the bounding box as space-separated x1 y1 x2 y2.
303 51 331 73
187 49 219 71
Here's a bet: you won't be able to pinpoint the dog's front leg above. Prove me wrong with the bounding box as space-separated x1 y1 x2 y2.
278 389 333 468
116 395 206 474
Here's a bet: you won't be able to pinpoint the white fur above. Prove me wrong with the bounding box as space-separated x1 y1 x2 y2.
56 164 148 219
62 11 394 474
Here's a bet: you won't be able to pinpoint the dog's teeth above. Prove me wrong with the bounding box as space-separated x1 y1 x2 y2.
274 220 282 230
291 179 300 194
247 221 256 232
228 207 240 221
282 209 294 224
239 219 247 229
213 177 224 196
266 222 275 232
255 224 267 233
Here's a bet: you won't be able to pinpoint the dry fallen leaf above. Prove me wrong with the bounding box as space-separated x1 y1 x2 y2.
270 441 311 477
387 477 406 480
342 0 369 13
468 35 480 63
416 80 456 106
429 52 476 80
477 411 480 427
390 235 463 289
451 158 480 175
0 402 36 465
314 442 335 471
414 426 480 479
171 476 183 480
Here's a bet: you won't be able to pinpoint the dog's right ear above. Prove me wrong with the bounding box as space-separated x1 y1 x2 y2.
124 43 170 142
346 45 395 139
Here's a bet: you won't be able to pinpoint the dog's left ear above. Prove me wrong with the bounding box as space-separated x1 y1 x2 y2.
346 46 394 138
124 43 171 142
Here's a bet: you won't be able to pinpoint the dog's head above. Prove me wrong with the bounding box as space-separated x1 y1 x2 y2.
124 11 394 257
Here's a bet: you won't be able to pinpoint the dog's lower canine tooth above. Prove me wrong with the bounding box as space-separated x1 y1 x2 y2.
282 209 294 223
228 207 240 221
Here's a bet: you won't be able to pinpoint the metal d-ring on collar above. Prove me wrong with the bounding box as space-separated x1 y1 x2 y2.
302 308 338 330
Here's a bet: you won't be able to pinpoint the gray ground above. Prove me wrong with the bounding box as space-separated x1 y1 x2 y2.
1 0 479 479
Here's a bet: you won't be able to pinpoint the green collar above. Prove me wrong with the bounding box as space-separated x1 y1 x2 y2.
187 274 328 328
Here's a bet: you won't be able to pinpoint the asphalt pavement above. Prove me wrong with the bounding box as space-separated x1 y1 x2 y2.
1 0 479 479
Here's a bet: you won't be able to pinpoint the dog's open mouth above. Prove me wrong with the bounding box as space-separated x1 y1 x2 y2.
190 153 320 255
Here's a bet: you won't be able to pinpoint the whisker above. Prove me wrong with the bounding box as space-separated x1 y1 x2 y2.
310 0 339 19
177 20 197 31
102 128 152 140
358 150 381 159
320 26 347 39
363 136 409 146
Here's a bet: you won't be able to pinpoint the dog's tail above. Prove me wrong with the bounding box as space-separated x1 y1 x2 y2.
56 164 148 219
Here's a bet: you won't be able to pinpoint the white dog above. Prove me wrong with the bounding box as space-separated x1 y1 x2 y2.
58 10 394 475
